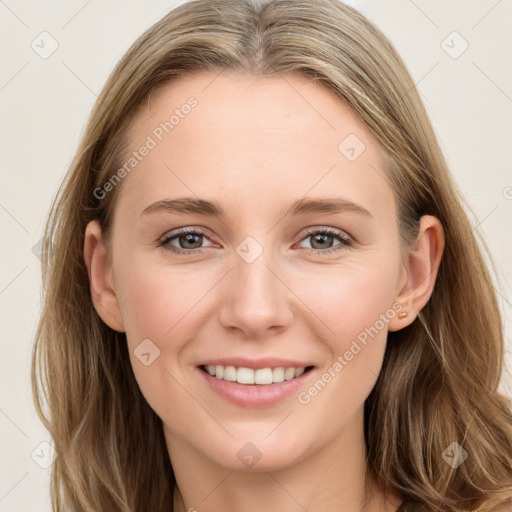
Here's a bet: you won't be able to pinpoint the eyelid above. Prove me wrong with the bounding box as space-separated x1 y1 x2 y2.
298 226 353 243
159 226 215 249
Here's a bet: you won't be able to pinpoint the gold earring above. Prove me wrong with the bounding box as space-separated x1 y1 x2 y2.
398 311 408 319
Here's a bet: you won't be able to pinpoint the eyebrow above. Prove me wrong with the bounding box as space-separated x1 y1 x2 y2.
141 196 372 218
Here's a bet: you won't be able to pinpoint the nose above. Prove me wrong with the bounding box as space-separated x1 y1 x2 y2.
217 246 294 340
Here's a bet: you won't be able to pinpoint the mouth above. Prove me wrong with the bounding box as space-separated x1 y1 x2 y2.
199 364 315 385
196 363 316 408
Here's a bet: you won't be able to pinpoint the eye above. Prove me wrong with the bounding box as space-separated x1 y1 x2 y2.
159 226 354 256
159 227 215 254
296 227 354 254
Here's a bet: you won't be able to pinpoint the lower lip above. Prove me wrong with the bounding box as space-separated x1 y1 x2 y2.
197 366 315 408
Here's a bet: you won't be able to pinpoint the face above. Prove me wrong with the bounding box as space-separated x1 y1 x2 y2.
90 71 412 472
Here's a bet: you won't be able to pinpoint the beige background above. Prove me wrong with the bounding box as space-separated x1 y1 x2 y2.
1 1 511 510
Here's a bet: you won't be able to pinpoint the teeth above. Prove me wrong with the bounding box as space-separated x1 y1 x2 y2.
223 365 237 382
284 367 295 380
205 365 307 385
272 367 284 383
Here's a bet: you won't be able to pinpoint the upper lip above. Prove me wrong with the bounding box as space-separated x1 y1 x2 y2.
198 358 314 370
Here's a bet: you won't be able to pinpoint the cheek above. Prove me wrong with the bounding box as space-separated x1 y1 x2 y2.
292 256 400 349
114 256 206 423
115 255 211 345
291 264 397 424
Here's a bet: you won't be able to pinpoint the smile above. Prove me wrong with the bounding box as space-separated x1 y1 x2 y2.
201 364 312 385
197 364 316 408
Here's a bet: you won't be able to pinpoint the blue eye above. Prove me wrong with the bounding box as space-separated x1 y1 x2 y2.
159 227 353 255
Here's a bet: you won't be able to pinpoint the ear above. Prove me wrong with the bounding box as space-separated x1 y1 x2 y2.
84 220 125 332
388 215 445 332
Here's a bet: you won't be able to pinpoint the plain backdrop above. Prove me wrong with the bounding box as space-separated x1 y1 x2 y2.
1 1 511 510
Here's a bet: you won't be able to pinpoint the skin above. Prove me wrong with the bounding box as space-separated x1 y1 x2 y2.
84 71 445 512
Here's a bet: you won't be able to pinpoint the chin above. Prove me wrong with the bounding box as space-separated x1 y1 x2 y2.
200 433 313 473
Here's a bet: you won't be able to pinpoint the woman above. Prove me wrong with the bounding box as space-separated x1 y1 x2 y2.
31 0 512 510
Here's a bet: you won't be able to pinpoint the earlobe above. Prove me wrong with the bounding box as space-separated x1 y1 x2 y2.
83 220 125 332
388 215 445 332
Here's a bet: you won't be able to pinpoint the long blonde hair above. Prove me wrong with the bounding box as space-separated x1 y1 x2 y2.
31 0 512 510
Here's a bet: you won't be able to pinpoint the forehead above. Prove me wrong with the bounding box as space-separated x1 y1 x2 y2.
116 70 395 220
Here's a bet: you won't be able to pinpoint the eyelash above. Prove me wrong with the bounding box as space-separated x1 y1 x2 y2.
158 227 354 256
